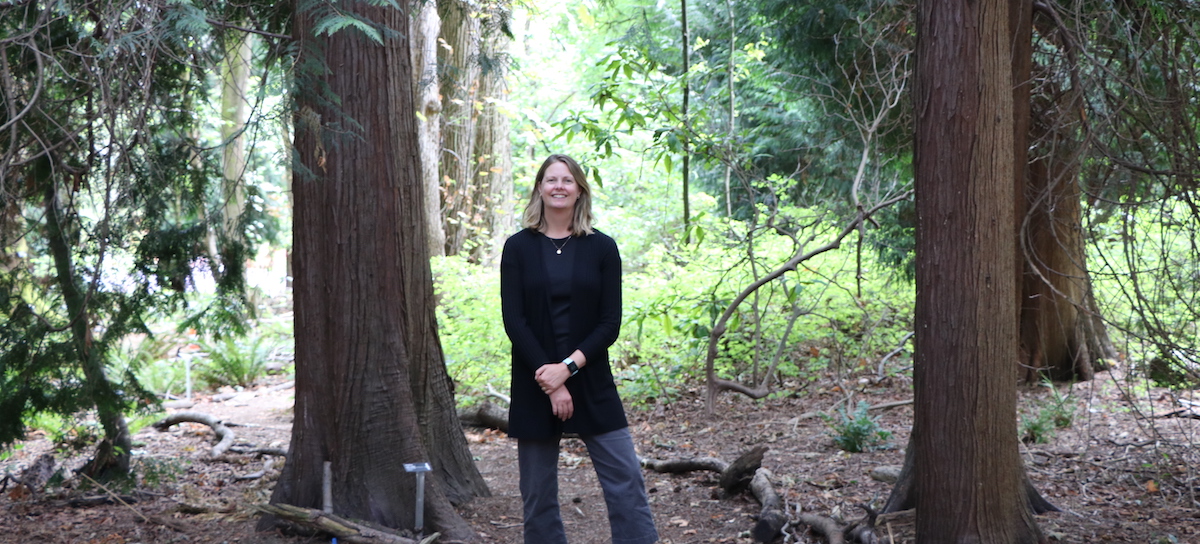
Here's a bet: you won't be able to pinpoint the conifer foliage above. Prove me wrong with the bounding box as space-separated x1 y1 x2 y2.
0 0 289 477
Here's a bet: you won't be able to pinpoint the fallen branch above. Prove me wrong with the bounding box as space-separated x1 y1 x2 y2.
875 331 914 379
258 502 438 544
640 456 729 474
78 472 150 523
866 399 913 411
228 446 289 457
153 411 236 456
642 445 768 497
1151 407 1200 420
791 504 881 544
485 384 510 405
266 380 296 392
68 494 140 507
750 468 786 543
235 458 277 481
796 513 845 544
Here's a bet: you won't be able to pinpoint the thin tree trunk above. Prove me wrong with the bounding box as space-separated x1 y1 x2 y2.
680 0 691 243
724 0 734 217
411 0 446 258
207 30 253 283
45 184 131 478
219 31 251 243
909 0 1042 540
265 1 483 538
437 0 481 256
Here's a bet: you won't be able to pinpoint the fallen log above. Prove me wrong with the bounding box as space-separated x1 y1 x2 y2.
153 412 236 457
257 503 439 544
6 453 56 498
457 401 508 432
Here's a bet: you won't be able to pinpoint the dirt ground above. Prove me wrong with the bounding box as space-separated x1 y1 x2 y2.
2 368 1198 544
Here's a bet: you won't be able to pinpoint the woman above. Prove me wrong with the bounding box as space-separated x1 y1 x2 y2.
501 154 658 544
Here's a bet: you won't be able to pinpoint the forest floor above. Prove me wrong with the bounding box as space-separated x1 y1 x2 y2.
1 366 1198 544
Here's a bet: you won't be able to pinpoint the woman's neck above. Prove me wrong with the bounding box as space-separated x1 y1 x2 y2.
541 209 573 238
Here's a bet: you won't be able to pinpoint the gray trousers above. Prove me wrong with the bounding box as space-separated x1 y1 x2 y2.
518 427 659 544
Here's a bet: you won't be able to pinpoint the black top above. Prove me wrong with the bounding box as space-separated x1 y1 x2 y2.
501 228 628 439
542 235 574 354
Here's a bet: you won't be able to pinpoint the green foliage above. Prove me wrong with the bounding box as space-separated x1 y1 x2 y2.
1020 380 1076 445
197 335 274 389
826 401 891 453
0 0 290 465
1145 353 1199 389
430 255 510 405
135 457 187 490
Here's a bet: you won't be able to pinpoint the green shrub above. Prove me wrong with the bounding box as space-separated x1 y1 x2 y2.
1019 411 1056 444
197 335 273 389
827 401 892 453
135 456 186 489
1020 379 1075 444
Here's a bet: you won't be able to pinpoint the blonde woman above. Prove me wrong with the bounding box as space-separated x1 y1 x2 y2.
500 154 658 544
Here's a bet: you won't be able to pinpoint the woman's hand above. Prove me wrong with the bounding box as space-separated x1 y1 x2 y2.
535 363 570 393
536 350 587 393
548 387 574 421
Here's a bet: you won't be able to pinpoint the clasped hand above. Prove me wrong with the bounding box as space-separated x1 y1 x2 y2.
536 363 573 421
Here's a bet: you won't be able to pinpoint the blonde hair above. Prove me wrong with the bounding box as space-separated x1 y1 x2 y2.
521 154 595 236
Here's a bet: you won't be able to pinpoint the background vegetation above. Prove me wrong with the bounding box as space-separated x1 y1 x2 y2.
2 0 1197 487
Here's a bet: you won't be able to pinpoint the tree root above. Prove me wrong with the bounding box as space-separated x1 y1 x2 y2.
153 411 236 457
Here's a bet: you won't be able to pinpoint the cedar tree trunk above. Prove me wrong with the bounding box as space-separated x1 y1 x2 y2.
437 0 481 256
1017 11 1118 382
471 0 514 266
903 0 1045 540
263 1 486 538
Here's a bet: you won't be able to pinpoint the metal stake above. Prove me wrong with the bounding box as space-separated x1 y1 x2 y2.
404 462 432 533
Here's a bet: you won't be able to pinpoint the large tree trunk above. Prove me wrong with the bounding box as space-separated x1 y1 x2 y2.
264 1 485 538
437 0 481 256
1017 11 1118 383
411 0 446 258
470 0 514 266
906 0 1043 540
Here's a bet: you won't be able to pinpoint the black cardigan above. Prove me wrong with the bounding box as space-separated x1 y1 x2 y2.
500 228 628 439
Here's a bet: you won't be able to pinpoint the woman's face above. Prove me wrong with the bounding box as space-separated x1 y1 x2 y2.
539 161 580 212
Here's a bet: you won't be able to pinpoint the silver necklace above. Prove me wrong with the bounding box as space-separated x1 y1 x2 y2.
550 235 571 255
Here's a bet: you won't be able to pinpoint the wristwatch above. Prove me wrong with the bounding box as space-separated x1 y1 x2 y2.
562 357 579 377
